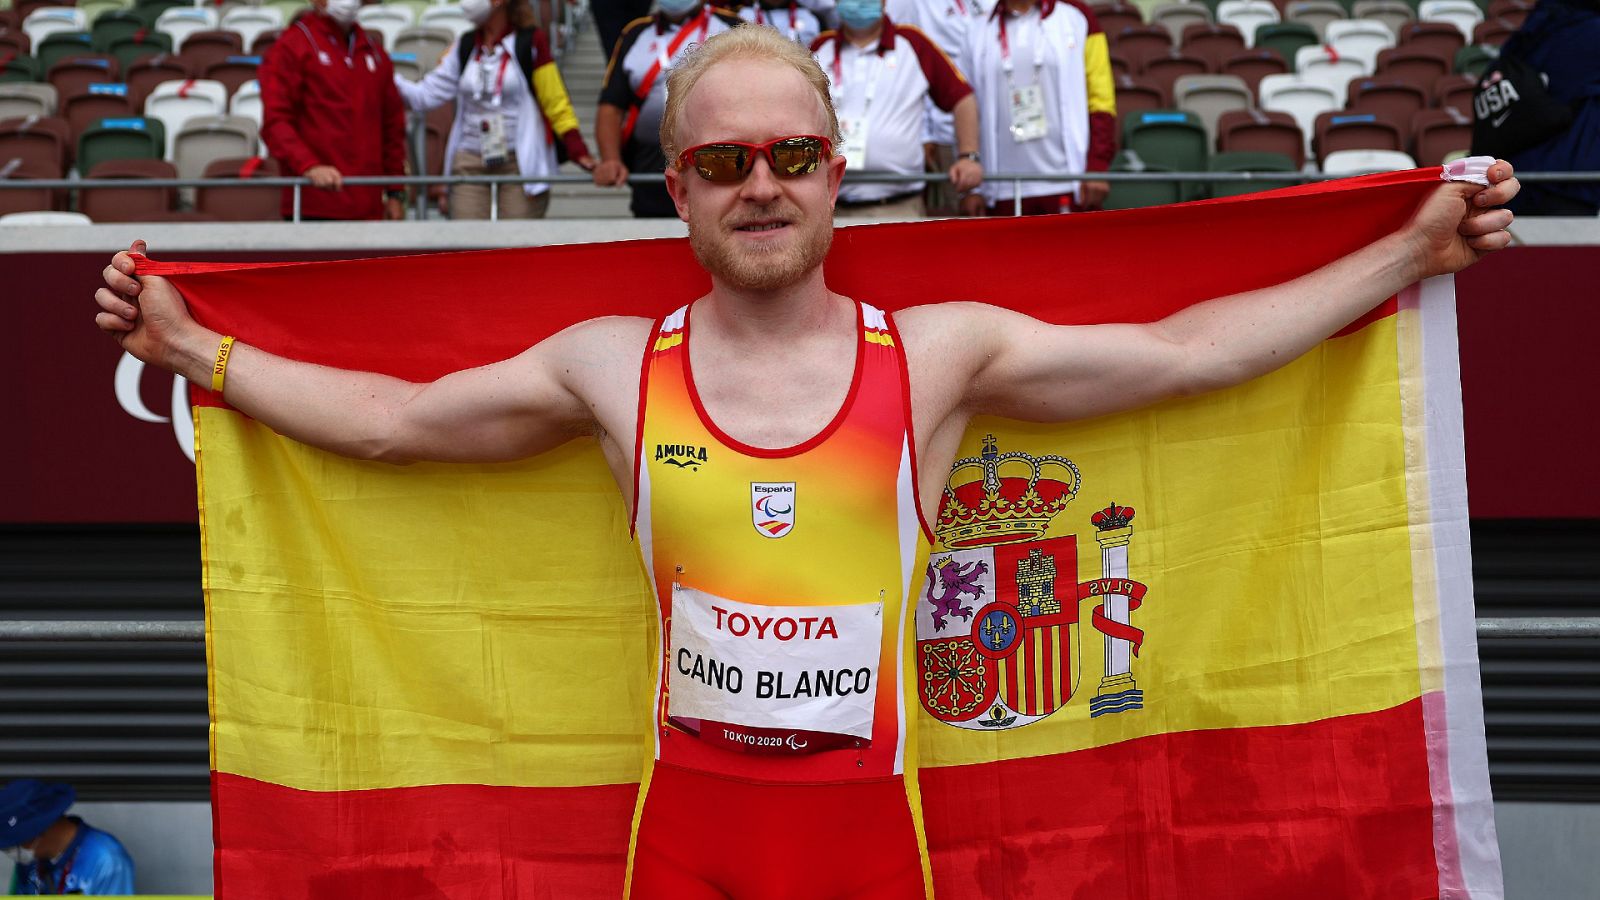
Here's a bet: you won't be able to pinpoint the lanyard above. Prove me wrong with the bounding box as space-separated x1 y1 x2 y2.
474 44 512 106
831 43 882 113
32 844 79 894
997 8 1045 77
296 19 356 68
656 7 710 71
754 3 798 40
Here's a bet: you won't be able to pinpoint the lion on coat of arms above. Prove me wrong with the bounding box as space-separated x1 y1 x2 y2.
924 557 988 631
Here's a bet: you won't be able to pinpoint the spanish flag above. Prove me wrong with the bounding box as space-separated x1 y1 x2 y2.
143 167 1501 899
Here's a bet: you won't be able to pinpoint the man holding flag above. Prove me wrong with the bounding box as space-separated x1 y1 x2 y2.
95 24 1517 900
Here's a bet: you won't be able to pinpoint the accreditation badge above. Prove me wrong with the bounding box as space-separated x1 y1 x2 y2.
666 584 884 754
480 112 509 169
838 116 870 168
1008 84 1049 143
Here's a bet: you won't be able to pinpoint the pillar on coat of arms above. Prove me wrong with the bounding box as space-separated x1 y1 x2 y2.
1090 505 1143 718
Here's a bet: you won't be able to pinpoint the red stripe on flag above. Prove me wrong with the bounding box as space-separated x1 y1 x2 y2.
1022 627 1037 716
211 773 636 900
1003 655 1018 711
918 698 1438 899
1058 625 1072 706
1040 626 1054 714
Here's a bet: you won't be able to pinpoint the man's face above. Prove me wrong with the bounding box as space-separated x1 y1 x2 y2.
666 58 846 295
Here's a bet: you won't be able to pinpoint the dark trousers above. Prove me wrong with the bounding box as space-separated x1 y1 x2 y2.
593 0 654 60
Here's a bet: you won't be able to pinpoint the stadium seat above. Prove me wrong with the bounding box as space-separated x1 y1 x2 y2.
1485 0 1531 25
1254 22 1317 71
22 6 87 50
1284 0 1344 41
1321 148 1415 174
172 113 256 180
125 55 189 109
219 6 284 53
357 4 413 50
1313 110 1403 162
1454 44 1497 77
1207 150 1299 197
1216 0 1280 46
1397 21 1465 60
1258 73 1338 154
1151 3 1212 41
250 28 282 57
1471 18 1515 46
1094 1 1146 37
264 0 310 23
1411 106 1472 166
90 10 150 53
388 0 434 25
1434 73 1475 117
1418 0 1482 42
36 31 97 71
390 52 423 82
62 82 133 143
1325 19 1395 69
108 31 174 70
1217 109 1306 167
228 78 262 126
153 6 218 53
134 0 191 25
1115 73 1169 117
0 31 29 59
1376 46 1451 88
1180 22 1246 69
0 82 58 118
1347 78 1428 124
1219 48 1288 99
77 0 127 28
0 54 43 84
0 209 93 223
75 115 163 174
0 159 57 217
143 77 226 156
1351 0 1415 39
392 26 452 69
1141 53 1210 100
176 29 244 73
417 4 472 42
80 157 176 221
0 113 69 176
1109 52 1133 77
195 154 280 220
1122 109 1209 189
1173 74 1251 142
1294 45 1368 93
1110 25 1174 69
1102 149 1182 210
46 55 119 98
203 56 259 99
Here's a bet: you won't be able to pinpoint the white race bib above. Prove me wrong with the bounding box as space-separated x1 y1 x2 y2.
1008 84 1049 143
667 585 883 740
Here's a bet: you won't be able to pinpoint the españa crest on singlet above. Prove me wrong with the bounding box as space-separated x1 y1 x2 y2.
917 435 1152 729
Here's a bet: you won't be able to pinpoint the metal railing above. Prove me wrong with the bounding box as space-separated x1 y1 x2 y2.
4 170 1598 222
3 617 1598 641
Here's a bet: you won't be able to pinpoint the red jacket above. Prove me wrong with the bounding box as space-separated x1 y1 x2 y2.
259 11 406 219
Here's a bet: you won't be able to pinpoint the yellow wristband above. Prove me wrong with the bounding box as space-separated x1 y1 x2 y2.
212 335 236 394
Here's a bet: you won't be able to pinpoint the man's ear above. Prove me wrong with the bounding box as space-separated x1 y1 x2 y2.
665 164 691 223
828 152 846 208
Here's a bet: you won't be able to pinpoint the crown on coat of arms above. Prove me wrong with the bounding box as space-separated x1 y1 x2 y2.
935 434 1080 549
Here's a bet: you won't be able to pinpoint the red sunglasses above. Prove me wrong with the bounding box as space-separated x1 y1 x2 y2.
675 134 834 183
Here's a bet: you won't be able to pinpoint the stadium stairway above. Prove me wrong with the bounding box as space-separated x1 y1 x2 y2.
548 18 632 219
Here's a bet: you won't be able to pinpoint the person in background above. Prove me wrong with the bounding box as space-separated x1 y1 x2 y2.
2 780 133 895
396 0 595 219
1497 0 1600 216
738 0 824 47
594 0 742 217
813 0 983 218
961 0 1114 215
892 0 989 214
259 0 408 220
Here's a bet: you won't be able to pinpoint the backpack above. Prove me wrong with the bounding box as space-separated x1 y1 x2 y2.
1470 10 1581 158
454 28 569 163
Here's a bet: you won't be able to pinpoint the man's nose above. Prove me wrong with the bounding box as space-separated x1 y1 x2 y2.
739 152 784 203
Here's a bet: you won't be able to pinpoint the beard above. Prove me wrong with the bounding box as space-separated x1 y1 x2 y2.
688 201 833 293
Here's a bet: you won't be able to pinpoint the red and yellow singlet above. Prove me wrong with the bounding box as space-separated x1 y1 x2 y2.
627 301 935 897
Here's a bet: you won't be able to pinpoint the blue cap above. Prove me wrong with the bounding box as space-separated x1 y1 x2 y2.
0 780 74 847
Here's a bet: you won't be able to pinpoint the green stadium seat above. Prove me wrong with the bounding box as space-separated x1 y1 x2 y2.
1453 43 1497 76
132 0 189 28
108 31 173 70
1122 109 1209 197
1207 150 1298 198
79 0 133 27
35 31 95 71
91 9 149 52
1103 149 1183 210
1255 22 1318 71
0 53 42 83
75 114 162 174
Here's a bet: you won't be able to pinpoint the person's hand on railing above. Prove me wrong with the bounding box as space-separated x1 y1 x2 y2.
959 193 986 217
1078 180 1109 210
948 158 982 194
305 165 344 192
574 154 596 173
592 159 628 187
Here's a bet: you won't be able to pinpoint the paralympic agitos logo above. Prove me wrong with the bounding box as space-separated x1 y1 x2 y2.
114 352 195 462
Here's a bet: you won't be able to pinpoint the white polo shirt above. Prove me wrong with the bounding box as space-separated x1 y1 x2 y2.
738 2 824 47
897 0 994 144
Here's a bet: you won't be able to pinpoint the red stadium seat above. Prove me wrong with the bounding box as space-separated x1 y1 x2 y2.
1115 73 1169 117
0 159 57 215
249 28 281 57
1140 52 1210 99
61 84 133 144
1411 107 1473 166
1313 110 1404 163
46 54 118 99
1092 2 1146 36
1220 48 1289 101
1110 25 1174 70
195 155 280 221
1109 52 1133 77
1216 108 1305 168
1471 18 1517 46
202 56 259 99
176 29 244 74
0 30 30 57
1398 21 1465 60
1434 73 1476 118
126 55 190 110
1346 78 1428 123
1485 0 1530 26
1376 46 1451 90
79 157 176 222
1181 22 1246 70
0 113 68 176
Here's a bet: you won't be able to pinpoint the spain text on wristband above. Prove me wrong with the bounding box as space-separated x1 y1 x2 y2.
212 335 236 394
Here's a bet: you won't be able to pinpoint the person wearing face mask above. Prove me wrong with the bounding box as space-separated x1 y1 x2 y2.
812 0 982 219
594 0 744 217
2 780 134 895
258 0 408 220
738 0 824 47
961 0 1115 216
395 0 595 218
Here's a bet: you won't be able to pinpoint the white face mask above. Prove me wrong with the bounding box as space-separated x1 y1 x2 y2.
460 0 494 27
323 0 361 27
3 845 35 866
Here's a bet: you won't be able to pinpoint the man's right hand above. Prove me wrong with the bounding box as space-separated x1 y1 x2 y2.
96 240 214 383
305 165 344 191
592 159 628 187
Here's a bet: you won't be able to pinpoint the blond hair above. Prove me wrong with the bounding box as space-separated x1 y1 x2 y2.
659 24 842 163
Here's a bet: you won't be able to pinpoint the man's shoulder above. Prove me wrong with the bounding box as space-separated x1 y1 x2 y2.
562 315 658 353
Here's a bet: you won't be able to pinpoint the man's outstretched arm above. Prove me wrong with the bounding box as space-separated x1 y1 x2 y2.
95 241 646 465
904 164 1520 427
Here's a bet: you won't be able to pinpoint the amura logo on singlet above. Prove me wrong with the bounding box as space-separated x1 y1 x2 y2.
656 443 709 470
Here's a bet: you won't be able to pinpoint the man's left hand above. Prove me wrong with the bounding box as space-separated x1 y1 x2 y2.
384 197 406 220
1408 160 1520 281
948 159 983 193
1078 179 1110 210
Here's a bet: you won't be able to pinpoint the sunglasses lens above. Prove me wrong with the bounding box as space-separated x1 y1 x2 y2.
770 137 825 176
692 145 750 182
